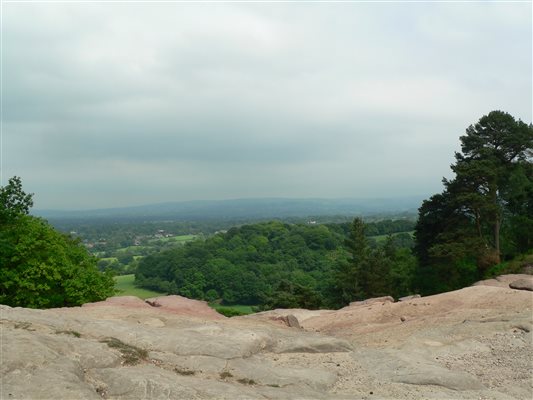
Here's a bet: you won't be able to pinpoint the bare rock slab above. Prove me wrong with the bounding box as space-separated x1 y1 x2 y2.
509 277 533 291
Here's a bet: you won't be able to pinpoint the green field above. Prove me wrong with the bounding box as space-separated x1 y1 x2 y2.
148 234 198 244
100 257 119 262
115 245 150 253
113 274 165 299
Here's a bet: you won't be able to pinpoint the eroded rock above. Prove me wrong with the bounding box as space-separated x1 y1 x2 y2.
509 277 533 291
1 280 532 400
348 296 395 307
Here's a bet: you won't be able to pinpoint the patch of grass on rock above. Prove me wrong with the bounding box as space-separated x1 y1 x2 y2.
175 368 196 376
237 378 257 385
100 337 148 365
14 322 33 331
219 371 233 379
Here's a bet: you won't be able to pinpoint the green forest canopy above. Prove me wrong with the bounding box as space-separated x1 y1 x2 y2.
136 219 417 309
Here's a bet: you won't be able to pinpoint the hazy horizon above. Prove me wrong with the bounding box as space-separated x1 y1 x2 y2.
3 1 531 209
34 194 429 212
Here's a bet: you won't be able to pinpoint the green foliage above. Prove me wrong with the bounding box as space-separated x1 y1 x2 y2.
0 176 33 223
135 218 417 309
415 111 532 295
263 280 324 310
0 215 116 308
136 221 351 308
484 253 533 278
214 307 249 317
333 219 417 305
333 218 367 303
0 177 115 308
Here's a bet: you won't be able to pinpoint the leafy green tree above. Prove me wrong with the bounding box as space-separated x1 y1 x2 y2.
0 176 33 223
0 215 115 307
265 279 323 309
0 177 115 308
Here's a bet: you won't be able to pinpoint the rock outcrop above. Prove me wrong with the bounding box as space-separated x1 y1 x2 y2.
509 277 533 291
2 277 532 399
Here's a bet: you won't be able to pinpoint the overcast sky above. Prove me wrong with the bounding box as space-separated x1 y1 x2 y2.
2 0 531 210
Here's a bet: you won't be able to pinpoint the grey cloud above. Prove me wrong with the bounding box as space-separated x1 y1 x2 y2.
3 2 531 208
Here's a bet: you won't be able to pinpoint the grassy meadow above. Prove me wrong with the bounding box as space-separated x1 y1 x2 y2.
113 274 165 299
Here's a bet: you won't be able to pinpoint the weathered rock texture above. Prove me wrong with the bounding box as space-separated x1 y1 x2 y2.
2 276 532 399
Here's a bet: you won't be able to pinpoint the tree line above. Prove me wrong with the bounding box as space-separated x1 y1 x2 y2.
135 219 417 309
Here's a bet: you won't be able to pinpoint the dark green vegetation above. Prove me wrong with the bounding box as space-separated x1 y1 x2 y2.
0 177 115 308
414 111 532 294
136 219 417 309
210 304 256 317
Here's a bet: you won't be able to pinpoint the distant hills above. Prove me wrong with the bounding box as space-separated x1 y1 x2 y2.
34 196 426 221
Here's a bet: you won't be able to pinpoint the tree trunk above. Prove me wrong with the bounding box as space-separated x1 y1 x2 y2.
490 186 501 265
493 215 501 264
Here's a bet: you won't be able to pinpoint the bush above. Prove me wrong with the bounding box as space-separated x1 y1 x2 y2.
215 307 248 317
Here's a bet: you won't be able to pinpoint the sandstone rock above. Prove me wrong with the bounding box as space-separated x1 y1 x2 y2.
81 295 151 309
496 274 532 284
354 349 485 391
227 356 337 391
473 274 533 289
2 284 532 400
393 367 485 391
271 314 302 329
144 295 225 319
272 335 352 354
398 294 421 302
472 278 509 288
348 296 394 307
286 314 301 328
509 277 533 291
242 308 334 324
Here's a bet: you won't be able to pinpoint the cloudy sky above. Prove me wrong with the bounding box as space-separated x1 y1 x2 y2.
2 0 531 210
